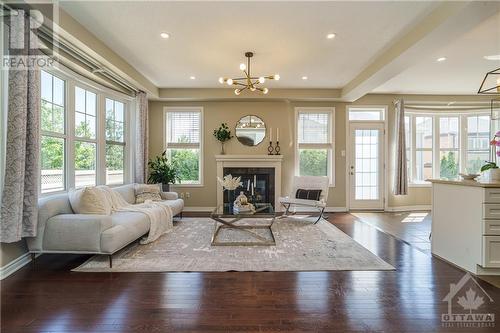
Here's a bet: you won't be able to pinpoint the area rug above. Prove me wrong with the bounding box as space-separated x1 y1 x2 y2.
73 217 394 272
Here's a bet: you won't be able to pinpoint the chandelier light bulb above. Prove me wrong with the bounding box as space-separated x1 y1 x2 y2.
240 63 246 71
250 86 256 92
234 88 241 95
274 74 280 81
263 88 269 94
227 78 233 85
258 77 265 84
218 77 224 84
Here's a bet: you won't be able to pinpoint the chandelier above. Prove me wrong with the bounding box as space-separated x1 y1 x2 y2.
478 67 500 94
218 52 280 95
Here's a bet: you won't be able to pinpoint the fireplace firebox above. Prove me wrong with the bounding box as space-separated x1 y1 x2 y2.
223 167 275 208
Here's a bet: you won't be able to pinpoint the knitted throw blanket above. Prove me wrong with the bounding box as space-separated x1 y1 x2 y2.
100 186 173 244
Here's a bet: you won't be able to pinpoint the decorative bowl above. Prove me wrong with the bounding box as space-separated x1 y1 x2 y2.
459 173 479 181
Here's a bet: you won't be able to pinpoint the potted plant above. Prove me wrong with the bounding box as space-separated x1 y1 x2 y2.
213 123 233 154
482 130 500 182
147 151 179 192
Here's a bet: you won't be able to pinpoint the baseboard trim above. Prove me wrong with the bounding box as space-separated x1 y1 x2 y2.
385 205 431 212
0 252 39 280
290 206 348 213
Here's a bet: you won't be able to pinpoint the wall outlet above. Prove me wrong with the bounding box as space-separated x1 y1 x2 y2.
185 192 191 199
180 192 185 199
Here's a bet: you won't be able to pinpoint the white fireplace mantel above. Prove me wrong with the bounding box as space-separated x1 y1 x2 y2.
215 155 284 210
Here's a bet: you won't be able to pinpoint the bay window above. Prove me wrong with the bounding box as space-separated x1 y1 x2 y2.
164 107 203 185
405 111 490 185
295 107 335 185
39 69 131 194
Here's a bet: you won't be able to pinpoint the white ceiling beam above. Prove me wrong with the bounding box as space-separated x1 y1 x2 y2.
156 88 342 102
341 1 500 102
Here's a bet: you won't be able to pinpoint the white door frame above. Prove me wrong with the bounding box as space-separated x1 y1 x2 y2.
345 106 388 211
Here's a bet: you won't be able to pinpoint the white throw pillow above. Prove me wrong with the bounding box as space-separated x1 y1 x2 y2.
68 187 112 215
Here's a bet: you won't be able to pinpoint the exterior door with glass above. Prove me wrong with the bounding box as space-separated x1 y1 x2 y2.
348 123 385 210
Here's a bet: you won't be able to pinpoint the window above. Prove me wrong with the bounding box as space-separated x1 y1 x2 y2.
439 117 459 179
41 71 66 193
348 107 385 121
39 69 132 194
105 98 126 185
164 107 203 185
405 111 490 184
295 107 335 185
74 86 97 187
466 115 490 174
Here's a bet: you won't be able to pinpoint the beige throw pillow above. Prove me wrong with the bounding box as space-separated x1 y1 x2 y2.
68 187 112 215
135 184 163 204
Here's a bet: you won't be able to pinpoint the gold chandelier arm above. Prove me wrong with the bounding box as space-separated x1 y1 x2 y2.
232 81 248 87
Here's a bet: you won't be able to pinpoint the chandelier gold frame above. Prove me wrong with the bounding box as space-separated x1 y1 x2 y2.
218 52 279 95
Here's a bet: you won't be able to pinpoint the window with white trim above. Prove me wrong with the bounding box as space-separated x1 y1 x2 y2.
41 71 66 193
295 107 335 185
74 86 97 187
164 107 203 185
39 69 131 194
348 107 385 121
405 111 490 184
466 115 490 173
105 98 126 185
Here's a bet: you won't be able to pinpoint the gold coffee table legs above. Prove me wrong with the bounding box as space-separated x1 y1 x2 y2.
210 216 276 246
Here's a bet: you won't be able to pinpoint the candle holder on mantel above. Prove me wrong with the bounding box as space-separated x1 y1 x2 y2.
267 141 274 155
274 141 281 155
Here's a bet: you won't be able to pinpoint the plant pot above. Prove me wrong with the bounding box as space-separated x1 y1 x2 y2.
490 168 500 182
162 183 170 192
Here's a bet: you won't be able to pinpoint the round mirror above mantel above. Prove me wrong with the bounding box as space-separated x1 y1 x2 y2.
235 115 266 146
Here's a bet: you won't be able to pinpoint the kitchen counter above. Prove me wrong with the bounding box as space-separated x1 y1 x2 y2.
431 180 500 275
428 179 500 188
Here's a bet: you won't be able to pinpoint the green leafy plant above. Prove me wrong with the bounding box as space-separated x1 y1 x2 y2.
213 123 233 143
147 151 180 185
481 161 498 172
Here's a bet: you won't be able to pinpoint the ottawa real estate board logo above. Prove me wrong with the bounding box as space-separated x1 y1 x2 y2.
442 273 495 328
1 1 57 70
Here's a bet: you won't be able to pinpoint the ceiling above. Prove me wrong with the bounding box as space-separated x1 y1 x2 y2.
60 1 500 95
374 11 500 95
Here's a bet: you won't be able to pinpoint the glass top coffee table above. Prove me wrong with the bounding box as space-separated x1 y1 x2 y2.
210 203 276 246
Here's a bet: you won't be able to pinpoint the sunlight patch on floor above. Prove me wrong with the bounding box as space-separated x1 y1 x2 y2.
401 212 428 223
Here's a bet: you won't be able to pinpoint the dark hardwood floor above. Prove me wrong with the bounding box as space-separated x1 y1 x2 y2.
2 213 500 332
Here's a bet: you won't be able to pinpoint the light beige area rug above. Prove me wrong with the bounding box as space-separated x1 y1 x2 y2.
73 218 395 272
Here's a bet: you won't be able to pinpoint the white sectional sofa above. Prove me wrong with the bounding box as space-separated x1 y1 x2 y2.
27 184 184 267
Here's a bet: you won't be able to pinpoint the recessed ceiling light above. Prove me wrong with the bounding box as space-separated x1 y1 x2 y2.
436 57 447 62
189 76 196 80
484 54 500 61
302 76 308 80
326 33 336 39
160 32 170 39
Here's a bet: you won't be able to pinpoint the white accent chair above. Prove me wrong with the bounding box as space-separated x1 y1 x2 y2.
279 176 330 223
